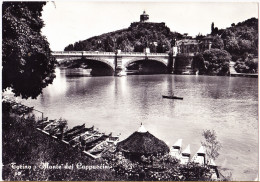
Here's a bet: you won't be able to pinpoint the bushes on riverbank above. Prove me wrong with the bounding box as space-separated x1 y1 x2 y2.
234 53 258 73
102 150 214 181
191 49 231 76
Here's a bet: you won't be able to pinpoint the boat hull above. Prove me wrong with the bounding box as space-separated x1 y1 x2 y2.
162 95 183 100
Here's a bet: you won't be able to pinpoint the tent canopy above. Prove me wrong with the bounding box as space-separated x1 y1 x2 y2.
117 131 169 155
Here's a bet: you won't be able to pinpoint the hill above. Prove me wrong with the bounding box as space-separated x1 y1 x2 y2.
191 17 258 74
212 17 258 61
64 22 183 53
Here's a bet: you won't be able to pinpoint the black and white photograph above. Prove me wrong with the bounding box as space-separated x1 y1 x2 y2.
1 1 259 181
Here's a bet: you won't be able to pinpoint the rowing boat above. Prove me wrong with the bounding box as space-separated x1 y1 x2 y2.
162 95 183 100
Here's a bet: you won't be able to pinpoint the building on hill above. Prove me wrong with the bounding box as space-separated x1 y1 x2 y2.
174 34 213 75
131 11 165 27
177 39 200 55
140 11 149 22
176 34 213 55
116 123 169 161
200 35 213 51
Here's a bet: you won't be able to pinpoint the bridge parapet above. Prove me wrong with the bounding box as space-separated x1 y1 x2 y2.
52 51 169 57
52 51 83 55
52 51 116 56
149 53 168 56
120 52 168 56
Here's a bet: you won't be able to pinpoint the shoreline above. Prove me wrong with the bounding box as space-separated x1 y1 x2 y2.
58 66 258 78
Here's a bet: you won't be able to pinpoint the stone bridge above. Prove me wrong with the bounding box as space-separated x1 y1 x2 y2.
52 51 177 76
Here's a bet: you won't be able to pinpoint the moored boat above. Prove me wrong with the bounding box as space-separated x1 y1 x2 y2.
37 119 56 129
162 95 183 100
63 124 85 136
63 126 89 141
84 134 110 150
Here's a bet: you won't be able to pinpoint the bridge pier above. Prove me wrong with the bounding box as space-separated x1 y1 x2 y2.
114 53 117 76
114 54 124 76
167 54 175 74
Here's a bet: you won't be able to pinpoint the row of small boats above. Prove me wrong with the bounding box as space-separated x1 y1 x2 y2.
3 96 120 159
36 119 119 157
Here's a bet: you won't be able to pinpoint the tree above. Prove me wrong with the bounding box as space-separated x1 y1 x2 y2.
174 54 191 68
192 53 206 74
64 44 74 51
134 41 144 52
202 48 231 75
2 2 57 99
201 129 222 161
234 54 258 73
238 39 253 53
211 22 219 35
212 36 224 50
74 41 85 51
211 22 215 34
104 36 114 52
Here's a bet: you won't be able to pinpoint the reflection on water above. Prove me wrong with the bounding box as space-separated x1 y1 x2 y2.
6 68 258 180
44 68 67 97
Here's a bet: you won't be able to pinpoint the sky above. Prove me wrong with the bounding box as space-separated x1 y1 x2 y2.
41 1 258 51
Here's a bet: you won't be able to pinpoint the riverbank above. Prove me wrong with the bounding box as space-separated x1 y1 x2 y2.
58 63 258 78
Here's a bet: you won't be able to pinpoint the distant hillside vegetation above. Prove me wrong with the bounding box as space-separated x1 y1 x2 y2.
64 22 183 53
191 17 258 74
212 17 258 61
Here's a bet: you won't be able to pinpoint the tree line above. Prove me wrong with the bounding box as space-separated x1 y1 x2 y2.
175 18 258 75
64 22 183 53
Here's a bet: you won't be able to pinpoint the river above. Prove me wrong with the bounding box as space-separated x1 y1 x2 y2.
5 68 258 180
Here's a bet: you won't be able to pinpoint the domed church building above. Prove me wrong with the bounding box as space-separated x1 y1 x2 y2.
140 11 149 22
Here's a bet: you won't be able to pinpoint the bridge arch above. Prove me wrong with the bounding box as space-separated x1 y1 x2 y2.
58 57 115 71
84 57 115 71
123 58 168 68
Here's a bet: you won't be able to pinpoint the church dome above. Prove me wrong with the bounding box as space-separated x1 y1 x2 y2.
140 11 149 22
